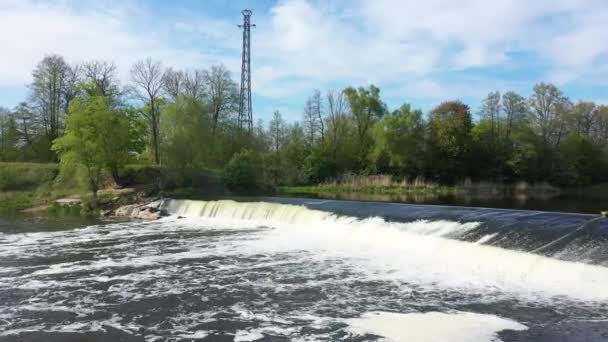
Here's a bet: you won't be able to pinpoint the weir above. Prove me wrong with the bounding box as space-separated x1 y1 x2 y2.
162 198 608 265
160 198 608 302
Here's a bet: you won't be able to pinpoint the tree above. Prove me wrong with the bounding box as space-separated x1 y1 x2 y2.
161 96 212 186
569 101 597 137
29 55 75 143
52 96 132 205
325 89 348 157
82 60 121 101
284 123 307 184
428 101 473 181
591 105 608 144
302 90 324 148
12 102 34 146
371 104 425 175
0 108 19 161
529 83 569 149
130 58 164 164
204 65 238 136
268 110 287 184
162 67 185 101
222 149 258 191
480 91 501 156
502 91 528 142
343 85 386 168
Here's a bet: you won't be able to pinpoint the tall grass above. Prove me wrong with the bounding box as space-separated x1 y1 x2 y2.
0 162 59 191
282 174 561 197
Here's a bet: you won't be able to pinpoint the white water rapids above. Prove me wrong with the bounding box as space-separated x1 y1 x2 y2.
1 199 607 341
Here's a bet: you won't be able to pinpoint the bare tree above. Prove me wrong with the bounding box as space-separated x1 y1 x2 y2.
502 91 527 141
529 82 569 149
326 89 348 157
311 89 324 141
29 54 72 141
183 70 206 100
130 58 164 164
480 91 502 155
13 102 34 145
162 67 185 101
592 105 608 144
82 60 120 100
302 90 325 147
570 101 597 137
203 65 238 136
268 110 287 184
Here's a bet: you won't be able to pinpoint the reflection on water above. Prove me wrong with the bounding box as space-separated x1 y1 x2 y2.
292 191 605 214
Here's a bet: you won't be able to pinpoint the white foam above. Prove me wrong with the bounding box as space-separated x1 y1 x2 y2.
164 199 608 302
345 311 527 342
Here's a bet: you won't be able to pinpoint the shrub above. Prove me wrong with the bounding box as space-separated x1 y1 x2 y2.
0 162 59 191
222 150 258 191
119 164 162 186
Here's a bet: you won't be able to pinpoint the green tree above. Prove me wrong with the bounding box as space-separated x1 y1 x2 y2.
222 149 258 191
284 123 307 184
0 108 20 161
268 110 287 185
428 101 473 182
161 96 212 186
343 85 387 168
370 104 425 175
52 96 132 204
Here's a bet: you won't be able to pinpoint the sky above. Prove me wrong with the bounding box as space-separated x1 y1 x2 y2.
0 0 607 122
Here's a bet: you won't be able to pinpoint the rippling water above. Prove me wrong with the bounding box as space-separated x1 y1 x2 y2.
1 199 607 341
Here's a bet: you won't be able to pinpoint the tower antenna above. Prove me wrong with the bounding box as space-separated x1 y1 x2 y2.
238 9 255 131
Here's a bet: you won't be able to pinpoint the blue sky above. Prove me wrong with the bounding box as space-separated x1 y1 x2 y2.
1 0 607 122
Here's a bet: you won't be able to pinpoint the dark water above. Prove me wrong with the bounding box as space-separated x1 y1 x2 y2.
282 191 607 214
1 198 607 341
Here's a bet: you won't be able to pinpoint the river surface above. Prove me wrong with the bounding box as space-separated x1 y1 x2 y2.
282 191 607 214
1 198 608 341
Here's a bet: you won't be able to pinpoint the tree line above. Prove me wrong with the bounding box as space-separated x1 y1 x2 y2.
1 54 608 198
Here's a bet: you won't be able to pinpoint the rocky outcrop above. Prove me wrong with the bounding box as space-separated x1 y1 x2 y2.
113 202 167 220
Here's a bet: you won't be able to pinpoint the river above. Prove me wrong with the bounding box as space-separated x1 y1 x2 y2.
1 198 607 341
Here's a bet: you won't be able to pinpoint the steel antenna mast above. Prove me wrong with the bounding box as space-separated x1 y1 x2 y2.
238 9 255 131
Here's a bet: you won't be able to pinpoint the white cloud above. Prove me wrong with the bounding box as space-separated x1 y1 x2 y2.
0 0 230 86
0 0 606 108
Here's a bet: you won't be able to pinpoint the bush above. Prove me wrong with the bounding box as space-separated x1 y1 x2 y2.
301 148 337 185
119 164 162 186
222 150 258 191
0 162 59 191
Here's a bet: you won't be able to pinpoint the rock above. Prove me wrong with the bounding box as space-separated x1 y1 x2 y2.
55 198 82 205
113 203 164 220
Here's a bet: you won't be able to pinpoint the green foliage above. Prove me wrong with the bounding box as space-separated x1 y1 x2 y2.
52 96 133 201
0 162 58 191
343 85 387 168
371 104 425 175
301 147 337 184
557 135 606 185
428 101 473 182
119 164 162 186
3 55 608 195
222 149 259 191
161 96 213 186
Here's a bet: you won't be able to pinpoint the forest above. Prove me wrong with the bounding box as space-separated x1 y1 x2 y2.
1 54 608 199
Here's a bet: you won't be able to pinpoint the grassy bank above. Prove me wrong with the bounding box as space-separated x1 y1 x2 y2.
0 162 227 215
0 162 59 191
279 175 562 198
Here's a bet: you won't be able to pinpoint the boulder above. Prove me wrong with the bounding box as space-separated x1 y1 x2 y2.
113 203 165 220
55 198 82 206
